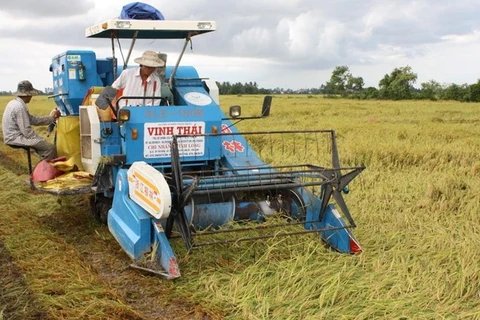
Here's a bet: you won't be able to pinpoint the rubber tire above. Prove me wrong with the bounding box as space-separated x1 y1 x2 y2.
90 194 112 225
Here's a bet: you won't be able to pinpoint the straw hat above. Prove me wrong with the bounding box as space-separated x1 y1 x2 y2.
13 80 41 96
134 50 165 67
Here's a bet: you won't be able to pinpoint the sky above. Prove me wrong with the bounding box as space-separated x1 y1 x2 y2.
1 0 480 92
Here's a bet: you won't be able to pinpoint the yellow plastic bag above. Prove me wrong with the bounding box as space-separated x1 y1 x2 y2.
56 116 84 171
51 156 78 172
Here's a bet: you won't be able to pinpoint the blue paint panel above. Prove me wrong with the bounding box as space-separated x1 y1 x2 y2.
220 120 270 173
151 221 181 278
96 59 116 87
99 123 121 156
108 170 152 260
108 170 179 277
51 50 112 115
167 66 199 79
318 205 351 253
295 187 355 253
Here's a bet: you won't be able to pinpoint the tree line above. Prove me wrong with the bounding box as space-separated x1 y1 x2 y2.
217 65 480 102
0 88 53 96
2 67 478 102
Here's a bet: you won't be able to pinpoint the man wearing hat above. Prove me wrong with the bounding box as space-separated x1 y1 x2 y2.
111 50 165 108
2 80 61 161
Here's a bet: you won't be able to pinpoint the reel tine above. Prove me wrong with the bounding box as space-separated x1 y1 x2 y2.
170 136 193 252
330 130 341 170
332 189 356 227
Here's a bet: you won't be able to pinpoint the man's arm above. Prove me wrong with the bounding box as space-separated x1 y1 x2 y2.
15 109 44 139
111 70 126 90
28 112 55 126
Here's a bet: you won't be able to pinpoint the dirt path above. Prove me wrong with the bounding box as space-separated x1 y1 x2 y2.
40 211 213 320
0 240 49 320
0 148 218 320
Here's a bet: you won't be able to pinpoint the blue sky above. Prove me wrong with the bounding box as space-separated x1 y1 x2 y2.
1 0 480 92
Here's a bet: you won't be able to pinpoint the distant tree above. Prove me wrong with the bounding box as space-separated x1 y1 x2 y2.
346 76 365 94
325 66 349 94
439 83 466 101
363 87 379 99
378 66 417 100
244 81 258 94
463 80 480 102
325 66 364 96
258 87 272 94
420 80 442 100
319 84 327 94
215 75 480 101
271 87 283 94
217 81 230 94
310 87 322 94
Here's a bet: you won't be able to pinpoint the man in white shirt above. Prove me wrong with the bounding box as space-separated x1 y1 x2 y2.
2 80 60 160
112 50 165 108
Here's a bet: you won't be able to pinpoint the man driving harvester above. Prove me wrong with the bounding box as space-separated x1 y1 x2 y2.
111 50 165 108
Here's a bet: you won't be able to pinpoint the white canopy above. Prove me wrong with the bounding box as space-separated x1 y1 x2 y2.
86 19 216 39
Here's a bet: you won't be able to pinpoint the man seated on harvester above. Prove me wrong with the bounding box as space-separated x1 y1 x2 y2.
2 80 60 161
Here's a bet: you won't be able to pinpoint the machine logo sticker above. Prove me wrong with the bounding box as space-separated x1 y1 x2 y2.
183 92 212 106
223 140 244 153
66 54 81 61
221 124 244 153
221 124 232 133
128 172 161 213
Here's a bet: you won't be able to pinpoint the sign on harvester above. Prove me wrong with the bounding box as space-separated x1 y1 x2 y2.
144 122 206 158
127 161 172 219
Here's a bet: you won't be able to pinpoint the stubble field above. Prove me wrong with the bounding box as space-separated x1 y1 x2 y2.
0 94 479 319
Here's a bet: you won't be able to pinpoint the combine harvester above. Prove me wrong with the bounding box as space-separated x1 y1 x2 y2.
43 7 365 278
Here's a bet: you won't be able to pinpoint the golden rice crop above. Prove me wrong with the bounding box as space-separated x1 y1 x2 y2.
0 95 479 319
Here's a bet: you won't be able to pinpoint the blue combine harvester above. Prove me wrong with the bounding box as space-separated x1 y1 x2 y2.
46 15 365 278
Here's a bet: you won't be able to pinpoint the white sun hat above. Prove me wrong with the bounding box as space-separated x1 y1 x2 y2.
134 50 165 67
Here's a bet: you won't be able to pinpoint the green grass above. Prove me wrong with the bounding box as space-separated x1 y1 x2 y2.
1 95 480 319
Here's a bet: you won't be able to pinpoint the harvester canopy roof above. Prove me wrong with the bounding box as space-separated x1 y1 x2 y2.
85 19 216 39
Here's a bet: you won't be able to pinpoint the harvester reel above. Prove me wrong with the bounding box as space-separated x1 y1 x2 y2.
312 131 365 227
316 166 364 227
165 137 194 252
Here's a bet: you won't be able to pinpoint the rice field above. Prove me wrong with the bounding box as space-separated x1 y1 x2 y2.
0 94 479 319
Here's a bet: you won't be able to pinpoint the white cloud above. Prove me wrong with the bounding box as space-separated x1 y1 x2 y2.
0 0 95 17
1 0 480 91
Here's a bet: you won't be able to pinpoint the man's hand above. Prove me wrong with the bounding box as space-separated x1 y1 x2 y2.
50 108 61 119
